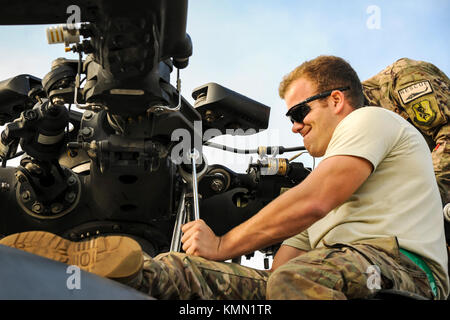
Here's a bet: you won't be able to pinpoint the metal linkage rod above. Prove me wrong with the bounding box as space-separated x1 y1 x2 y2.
190 149 200 221
170 186 187 252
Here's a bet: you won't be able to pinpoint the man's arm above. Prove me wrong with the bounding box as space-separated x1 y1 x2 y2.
181 155 373 261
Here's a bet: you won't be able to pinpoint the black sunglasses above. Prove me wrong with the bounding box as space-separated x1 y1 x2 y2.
285 86 350 124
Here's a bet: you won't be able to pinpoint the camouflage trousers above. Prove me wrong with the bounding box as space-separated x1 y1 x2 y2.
137 237 435 300
137 251 268 299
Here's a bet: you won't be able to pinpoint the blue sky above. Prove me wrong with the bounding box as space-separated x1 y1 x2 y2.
0 0 449 172
186 0 450 170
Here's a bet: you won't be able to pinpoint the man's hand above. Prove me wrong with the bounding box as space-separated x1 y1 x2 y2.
181 219 223 260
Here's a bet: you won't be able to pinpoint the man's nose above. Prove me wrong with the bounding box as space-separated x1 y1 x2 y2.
291 121 304 134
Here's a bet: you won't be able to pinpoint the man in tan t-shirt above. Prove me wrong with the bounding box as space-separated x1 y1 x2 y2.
179 55 449 299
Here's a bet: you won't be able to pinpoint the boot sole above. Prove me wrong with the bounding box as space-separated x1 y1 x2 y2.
0 231 143 280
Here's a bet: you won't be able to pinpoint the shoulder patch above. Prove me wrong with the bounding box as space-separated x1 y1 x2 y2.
411 100 436 125
398 80 433 104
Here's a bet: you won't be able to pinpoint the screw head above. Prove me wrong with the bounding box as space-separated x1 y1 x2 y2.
51 97 65 106
51 203 63 214
32 202 43 214
23 109 38 121
21 190 31 202
205 110 215 122
67 176 77 186
65 192 76 203
210 179 225 192
15 171 28 184
0 182 10 192
80 127 94 139
83 111 94 120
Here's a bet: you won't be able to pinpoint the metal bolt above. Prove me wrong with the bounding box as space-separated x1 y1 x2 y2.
21 190 31 202
32 202 43 214
0 182 10 192
210 179 225 192
80 127 94 138
444 203 450 222
67 176 77 186
23 109 38 121
15 171 28 184
51 97 65 106
51 203 63 214
205 110 215 123
65 192 76 203
83 111 94 121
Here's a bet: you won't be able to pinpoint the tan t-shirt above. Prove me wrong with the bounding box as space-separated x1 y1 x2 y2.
283 107 449 298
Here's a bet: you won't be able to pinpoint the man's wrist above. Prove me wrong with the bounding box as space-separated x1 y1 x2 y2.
216 233 235 261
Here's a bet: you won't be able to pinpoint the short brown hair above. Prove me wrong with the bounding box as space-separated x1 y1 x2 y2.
279 55 365 108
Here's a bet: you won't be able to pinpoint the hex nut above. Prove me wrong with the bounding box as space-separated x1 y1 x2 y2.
51 203 63 214
210 179 225 192
21 191 31 202
65 192 76 203
32 202 43 214
67 176 77 186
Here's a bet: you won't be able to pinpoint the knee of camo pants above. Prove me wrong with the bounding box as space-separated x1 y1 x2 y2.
266 238 436 300
266 245 371 300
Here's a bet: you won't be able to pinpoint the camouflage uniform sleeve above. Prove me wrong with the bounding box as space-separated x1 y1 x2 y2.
391 60 449 205
431 126 450 205
363 58 449 205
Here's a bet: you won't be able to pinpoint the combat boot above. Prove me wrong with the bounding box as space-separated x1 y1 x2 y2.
0 231 144 285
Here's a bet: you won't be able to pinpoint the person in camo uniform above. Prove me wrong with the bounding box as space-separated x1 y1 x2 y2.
363 58 450 277
362 58 449 206
1 56 448 300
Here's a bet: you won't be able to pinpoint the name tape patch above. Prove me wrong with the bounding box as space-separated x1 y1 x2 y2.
398 80 433 104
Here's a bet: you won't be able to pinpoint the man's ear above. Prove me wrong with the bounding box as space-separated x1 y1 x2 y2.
331 90 345 114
